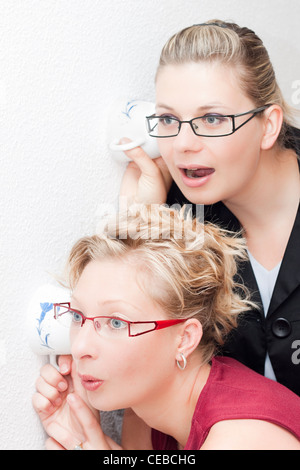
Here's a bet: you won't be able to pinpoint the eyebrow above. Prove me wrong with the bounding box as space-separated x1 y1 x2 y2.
156 103 232 113
70 296 144 317
100 299 143 312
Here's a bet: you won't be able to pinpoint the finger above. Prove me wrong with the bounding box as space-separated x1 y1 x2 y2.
35 376 64 406
155 157 173 189
47 421 85 451
45 437 65 450
119 163 140 208
38 364 68 392
32 392 57 417
70 360 83 393
119 162 141 192
123 160 141 175
58 354 73 375
70 361 89 402
121 139 162 178
67 393 109 449
68 362 100 421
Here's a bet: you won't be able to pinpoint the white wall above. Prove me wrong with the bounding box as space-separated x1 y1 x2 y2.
1 0 299 450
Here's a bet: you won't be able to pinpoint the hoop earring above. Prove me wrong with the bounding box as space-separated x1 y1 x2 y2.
176 353 187 370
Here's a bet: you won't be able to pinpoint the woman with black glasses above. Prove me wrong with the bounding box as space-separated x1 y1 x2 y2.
120 20 300 395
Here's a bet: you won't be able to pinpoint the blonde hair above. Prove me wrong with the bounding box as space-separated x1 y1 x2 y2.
157 20 297 146
67 205 252 364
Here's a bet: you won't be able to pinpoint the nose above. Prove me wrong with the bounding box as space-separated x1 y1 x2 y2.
71 321 99 361
173 121 204 153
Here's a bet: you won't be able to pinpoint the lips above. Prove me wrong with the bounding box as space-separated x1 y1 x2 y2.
185 168 215 179
178 165 215 188
79 374 103 391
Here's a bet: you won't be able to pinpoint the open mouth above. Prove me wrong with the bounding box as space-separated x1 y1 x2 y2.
183 168 215 179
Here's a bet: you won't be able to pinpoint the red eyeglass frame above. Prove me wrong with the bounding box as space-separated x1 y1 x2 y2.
53 302 186 337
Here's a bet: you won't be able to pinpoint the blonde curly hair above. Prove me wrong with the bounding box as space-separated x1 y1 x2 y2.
67 204 252 364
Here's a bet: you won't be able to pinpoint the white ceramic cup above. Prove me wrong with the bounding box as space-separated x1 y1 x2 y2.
27 284 71 367
107 99 160 163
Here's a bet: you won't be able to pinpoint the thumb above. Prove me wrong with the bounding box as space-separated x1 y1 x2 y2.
67 393 109 450
120 138 162 178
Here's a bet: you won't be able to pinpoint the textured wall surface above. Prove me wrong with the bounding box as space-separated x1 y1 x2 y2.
1 0 299 450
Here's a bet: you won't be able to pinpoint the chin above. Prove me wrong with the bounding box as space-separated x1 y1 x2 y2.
178 185 223 206
88 394 125 413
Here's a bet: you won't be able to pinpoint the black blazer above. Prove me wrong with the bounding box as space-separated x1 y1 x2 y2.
167 127 300 396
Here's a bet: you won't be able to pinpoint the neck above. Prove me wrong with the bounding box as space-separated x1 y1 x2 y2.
132 357 211 448
224 146 300 231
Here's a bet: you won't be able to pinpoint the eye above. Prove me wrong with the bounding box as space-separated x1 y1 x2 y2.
202 114 226 126
71 310 82 323
109 318 128 330
158 115 176 126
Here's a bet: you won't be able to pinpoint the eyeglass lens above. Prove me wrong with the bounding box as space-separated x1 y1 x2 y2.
147 115 233 137
55 305 157 337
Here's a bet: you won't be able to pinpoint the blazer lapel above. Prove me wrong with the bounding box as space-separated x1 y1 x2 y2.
239 258 264 315
267 201 300 317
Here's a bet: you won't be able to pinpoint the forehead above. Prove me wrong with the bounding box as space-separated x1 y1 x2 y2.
155 62 252 112
72 259 164 319
74 259 140 298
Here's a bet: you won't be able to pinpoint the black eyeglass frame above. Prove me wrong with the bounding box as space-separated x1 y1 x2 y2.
146 105 271 138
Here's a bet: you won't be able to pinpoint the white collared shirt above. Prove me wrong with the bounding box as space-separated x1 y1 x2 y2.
247 251 282 381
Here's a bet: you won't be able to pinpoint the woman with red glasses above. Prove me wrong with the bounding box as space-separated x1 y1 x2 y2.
33 205 300 450
120 20 300 396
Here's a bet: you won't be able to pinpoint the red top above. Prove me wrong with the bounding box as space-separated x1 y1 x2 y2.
152 357 300 450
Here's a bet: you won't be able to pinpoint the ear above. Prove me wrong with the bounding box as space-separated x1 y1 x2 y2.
260 105 283 150
175 318 203 362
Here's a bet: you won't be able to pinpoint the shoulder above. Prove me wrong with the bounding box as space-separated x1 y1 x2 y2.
195 358 300 445
201 419 300 450
210 357 298 400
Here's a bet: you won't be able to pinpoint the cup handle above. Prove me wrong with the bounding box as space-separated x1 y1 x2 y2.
109 138 145 151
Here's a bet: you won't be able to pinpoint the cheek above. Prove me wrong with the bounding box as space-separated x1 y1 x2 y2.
111 335 175 387
125 334 176 384
104 339 160 381
158 140 173 165
86 339 174 411
217 139 261 181
114 337 166 378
